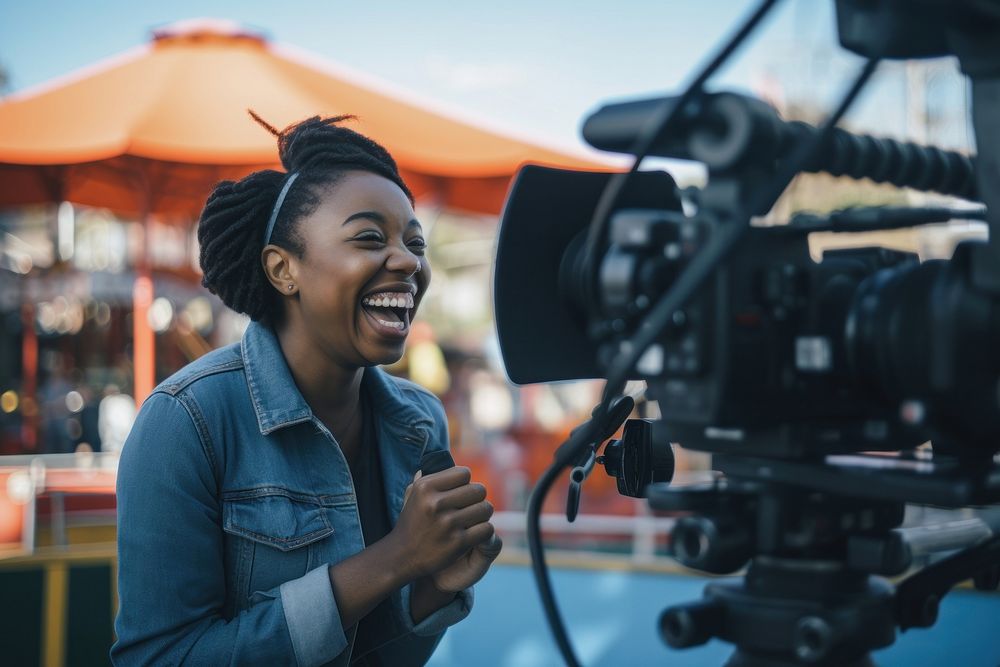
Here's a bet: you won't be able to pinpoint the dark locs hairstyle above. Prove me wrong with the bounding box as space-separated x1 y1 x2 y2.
198 113 414 323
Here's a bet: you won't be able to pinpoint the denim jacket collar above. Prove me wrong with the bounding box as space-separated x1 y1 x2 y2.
241 320 433 437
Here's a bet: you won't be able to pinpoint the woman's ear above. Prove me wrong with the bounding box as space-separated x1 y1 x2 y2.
261 245 298 294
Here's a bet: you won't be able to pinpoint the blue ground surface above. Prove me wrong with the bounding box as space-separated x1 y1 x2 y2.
427 563 1000 666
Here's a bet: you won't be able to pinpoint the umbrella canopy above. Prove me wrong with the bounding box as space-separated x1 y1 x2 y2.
0 18 606 217
0 19 609 410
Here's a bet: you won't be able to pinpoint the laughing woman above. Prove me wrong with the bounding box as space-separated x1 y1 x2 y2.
112 115 501 666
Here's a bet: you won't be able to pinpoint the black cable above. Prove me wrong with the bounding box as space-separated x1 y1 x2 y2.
567 0 786 516
527 425 597 667
580 0 782 302
526 6 784 664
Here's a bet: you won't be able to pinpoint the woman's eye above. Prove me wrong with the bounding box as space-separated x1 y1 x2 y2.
353 231 385 243
407 238 428 254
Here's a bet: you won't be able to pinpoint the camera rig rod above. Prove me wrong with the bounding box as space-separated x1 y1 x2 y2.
584 93 978 201
786 121 977 200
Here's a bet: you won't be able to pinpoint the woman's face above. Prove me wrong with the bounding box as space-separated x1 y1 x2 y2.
289 170 431 368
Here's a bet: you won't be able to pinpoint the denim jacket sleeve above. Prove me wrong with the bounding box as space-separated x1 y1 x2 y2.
112 392 348 666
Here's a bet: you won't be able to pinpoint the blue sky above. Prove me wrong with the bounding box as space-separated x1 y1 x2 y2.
0 0 969 155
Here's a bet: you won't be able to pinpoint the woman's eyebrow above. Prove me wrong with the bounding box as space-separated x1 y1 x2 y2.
342 212 423 230
342 210 387 226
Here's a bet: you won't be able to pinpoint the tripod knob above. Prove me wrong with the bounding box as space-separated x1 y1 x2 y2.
794 616 837 663
659 598 722 649
600 419 674 498
671 515 753 574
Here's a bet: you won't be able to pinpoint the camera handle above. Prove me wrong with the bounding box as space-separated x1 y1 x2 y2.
896 533 1000 630
562 396 635 523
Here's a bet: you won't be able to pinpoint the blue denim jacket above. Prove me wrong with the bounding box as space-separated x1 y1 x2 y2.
112 321 472 666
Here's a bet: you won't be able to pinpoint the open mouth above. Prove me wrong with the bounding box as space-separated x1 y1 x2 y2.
360 291 415 337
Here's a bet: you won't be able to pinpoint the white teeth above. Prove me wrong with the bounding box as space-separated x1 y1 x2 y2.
362 292 415 309
376 319 405 330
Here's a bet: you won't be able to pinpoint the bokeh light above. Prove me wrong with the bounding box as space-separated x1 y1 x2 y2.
0 390 18 413
6 471 34 506
148 297 174 332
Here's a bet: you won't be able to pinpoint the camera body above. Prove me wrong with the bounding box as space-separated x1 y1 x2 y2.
599 207 925 457
497 162 1000 464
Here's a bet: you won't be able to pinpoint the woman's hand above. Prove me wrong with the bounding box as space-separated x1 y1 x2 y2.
392 467 496 582
431 532 502 593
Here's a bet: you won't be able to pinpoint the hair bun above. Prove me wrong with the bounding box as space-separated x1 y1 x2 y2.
248 111 362 174
276 115 361 173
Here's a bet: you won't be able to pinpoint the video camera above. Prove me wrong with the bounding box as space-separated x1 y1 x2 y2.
492 1 1000 665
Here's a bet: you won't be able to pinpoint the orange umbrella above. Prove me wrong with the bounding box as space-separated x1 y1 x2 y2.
0 18 608 411
0 18 605 216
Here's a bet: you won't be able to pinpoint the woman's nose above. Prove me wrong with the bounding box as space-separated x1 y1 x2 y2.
386 245 421 276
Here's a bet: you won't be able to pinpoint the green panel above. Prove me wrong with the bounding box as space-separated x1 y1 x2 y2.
0 568 43 666
66 564 113 667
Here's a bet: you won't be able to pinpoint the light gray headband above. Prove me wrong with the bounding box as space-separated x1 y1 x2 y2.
262 172 299 246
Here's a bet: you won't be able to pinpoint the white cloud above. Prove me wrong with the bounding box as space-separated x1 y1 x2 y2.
422 54 525 91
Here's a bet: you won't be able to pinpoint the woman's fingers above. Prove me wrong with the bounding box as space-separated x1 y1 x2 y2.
462 521 496 549
418 466 472 491
391 461 499 578
451 500 494 529
436 483 487 511
477 534 503 560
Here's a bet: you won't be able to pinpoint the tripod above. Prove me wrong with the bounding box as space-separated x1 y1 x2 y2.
648 453 1000 666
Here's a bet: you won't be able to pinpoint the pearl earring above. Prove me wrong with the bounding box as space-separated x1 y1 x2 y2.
287 284 294 291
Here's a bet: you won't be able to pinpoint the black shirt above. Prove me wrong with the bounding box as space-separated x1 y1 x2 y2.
350 385 394 666
352 386 391 548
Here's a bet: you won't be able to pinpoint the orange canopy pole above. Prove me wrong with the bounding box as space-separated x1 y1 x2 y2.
20 302 38 451
132 183 155 408
133 269 155 408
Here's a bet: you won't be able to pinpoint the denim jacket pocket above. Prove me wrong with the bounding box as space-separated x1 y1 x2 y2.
223 487 334 551
222 487 336 604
